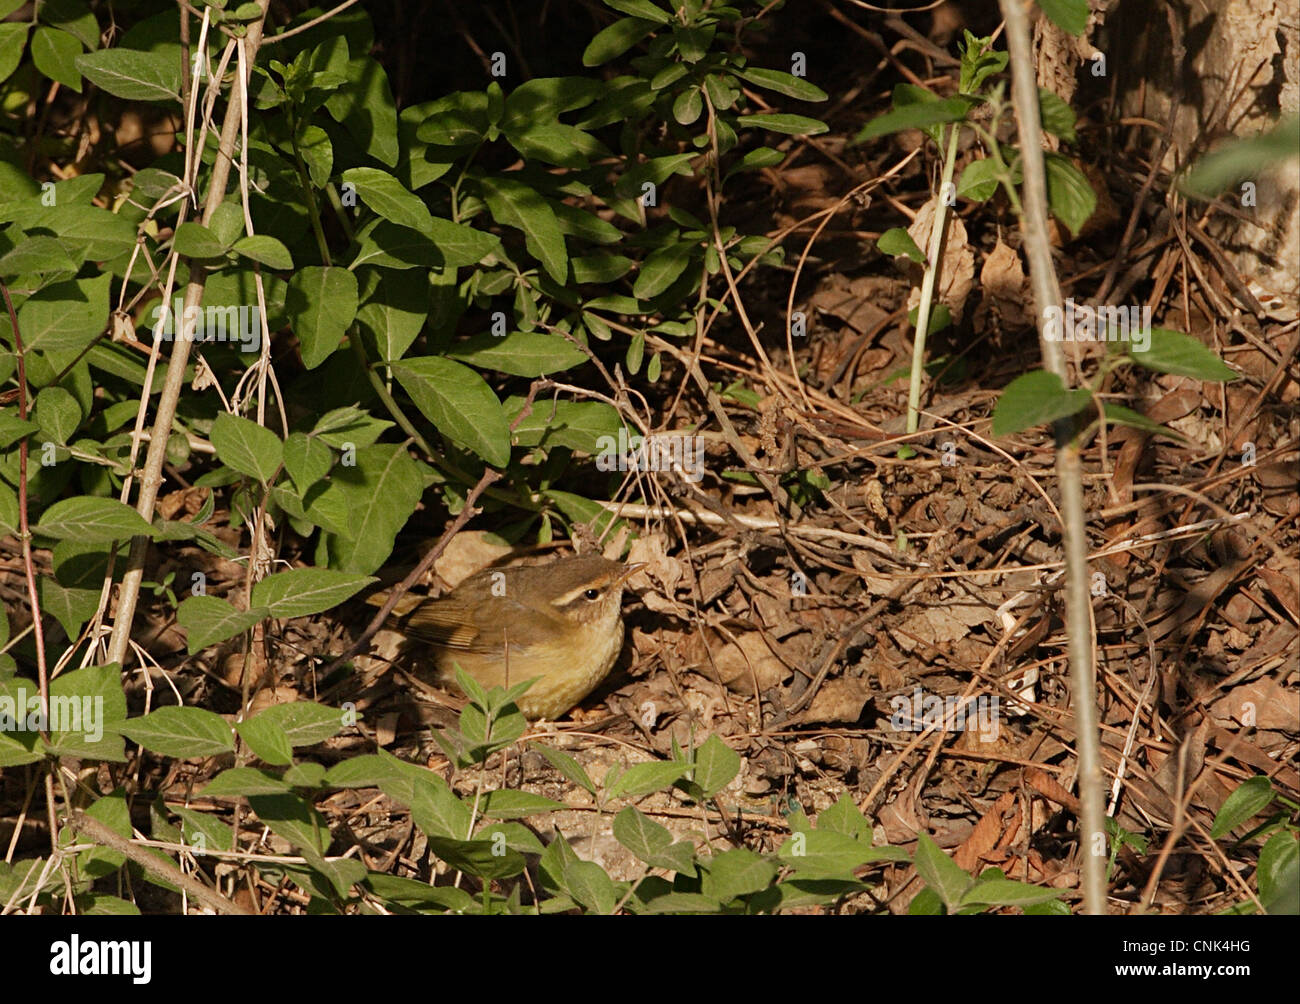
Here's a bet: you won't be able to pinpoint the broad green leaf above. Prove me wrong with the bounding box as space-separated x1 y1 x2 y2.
1210 776 1275 839
31 27 83 91
991 369 1092 437
1037 0 1089 36
602 0 671 24
633 242 694 299
282 432 333 491
606 759 690 799
41 662 128 761
76 48 181 103
582 16 657 67
176 595 266 653
531 743 598 796
702 848 777 903
120 706 235 758
205 768 295 798
324 56 399 166
508 397 621 453
1038 88 1077 143
33 497 154 542
251 568 375 619
478 790 566 818
1043 152 1096 237
692 734 740 798
446 330 589 377
960 877 1064 907
736 113 828 136
391 355 511 467
778 828 907 877
349 218 500 270
854 88 974 143
479 176 568 284
341 167 433 232
913 833 972 911
564 858 618 914
7 273 110 354
210 412 283 484
737 68 827 102
0 23 31 86
356 270 427 362
877 227 925 262
286 266 358 370
1183 116 1300 199
1258 831 1299 915
1100 403 1184 441
317 443 424 575
172 222 227 259
244 701 344 749
234 716 293 766
1128 327 1238 382
233 234 294 270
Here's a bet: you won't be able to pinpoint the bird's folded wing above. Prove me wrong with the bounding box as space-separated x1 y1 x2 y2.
400 596 538 653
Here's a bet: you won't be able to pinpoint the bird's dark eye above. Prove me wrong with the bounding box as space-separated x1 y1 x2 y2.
583 588 601 601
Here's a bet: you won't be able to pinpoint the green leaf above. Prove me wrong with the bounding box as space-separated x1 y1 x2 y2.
251 568 375 619
1183 116 1300 199
606 759 690 799
176 595 266 653
913 833 972 910
76 48 180 103
956 157 1006 201
854 88 974 143
816 794 872 839
479 176 568 284
356 271 427 362
1258 831 1299 915
877 227 925 262
318 444 424 575
737 68 827 102
960 877 1063 908
234 715 293 766
633 242 694 299
479 790 566 818
32 27 84 91
1128 328 1238 382
531 743 598 796
391 356 511 467
1043 152 1096 237
282 432 333 491
613 806 688 870
991 369 1092 437
0 23 31 86
702 848 777 903
286 266 358 370
7 274 110 354
602 0 671 23
1036 0 1089 36
446 330 589 377
205 768 295 798
174 807 236 854
41 662 128 761
33 497 155 543
1099 403 1184 441
692 734 740 798
1038 88 1077 143
210 412 283 484
736 113 828 136
350 218 500 271
324 56 399 167
565 858 618 914
232 234 294 270
172 222 228 259
1210 776 1275 839
583 16 658 66
120 706 235 758
244 701 344 749
778 829 907 877
342 167 433 232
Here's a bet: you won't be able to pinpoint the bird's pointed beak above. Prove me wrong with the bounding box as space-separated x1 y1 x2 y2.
615 562 648 587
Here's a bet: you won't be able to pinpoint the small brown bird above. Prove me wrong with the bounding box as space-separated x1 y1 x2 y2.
390 555 642 720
